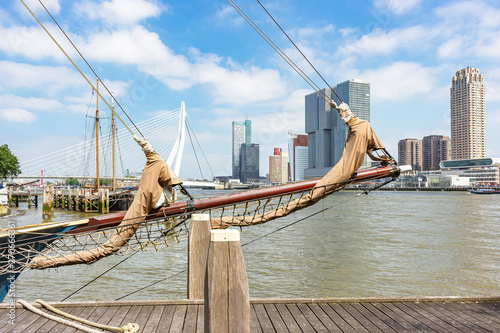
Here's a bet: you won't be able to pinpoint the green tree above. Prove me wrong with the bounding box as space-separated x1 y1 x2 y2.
0 144 21 179
65 178 79 186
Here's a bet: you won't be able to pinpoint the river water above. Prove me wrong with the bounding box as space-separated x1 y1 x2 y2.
2 190 500 302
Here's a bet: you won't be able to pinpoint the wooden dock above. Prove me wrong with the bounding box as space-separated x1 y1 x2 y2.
1 296 499 332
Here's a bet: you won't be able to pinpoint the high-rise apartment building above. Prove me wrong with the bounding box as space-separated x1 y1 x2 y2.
240 143 259 183
288 131 308 182
232 119 252 179
398 138 422 171
304 79 370 179
450 67 485 160
269 148 289 184
422 135 451 171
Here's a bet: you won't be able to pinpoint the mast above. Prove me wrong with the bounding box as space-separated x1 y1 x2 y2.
112 97 116 192
96 80 100 190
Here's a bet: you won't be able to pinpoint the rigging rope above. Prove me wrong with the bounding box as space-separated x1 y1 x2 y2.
225 0 332 104
112 179 396 300
19 0 139 137
254 0 343 103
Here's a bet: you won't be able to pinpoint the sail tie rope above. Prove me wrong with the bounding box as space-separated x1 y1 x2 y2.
17 299 140 333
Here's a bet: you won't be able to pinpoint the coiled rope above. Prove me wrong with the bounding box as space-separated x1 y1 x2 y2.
17 299 140 333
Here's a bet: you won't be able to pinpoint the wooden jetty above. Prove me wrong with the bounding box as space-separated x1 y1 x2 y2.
2 214 499 332
1 296 499 332
7 185 133 215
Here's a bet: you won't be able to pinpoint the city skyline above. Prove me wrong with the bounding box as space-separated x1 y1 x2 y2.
1 1 500 179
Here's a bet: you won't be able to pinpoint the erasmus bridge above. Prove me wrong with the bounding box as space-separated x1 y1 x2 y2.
17 102 189 183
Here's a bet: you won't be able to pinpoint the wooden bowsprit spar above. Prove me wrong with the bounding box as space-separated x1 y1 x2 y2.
58 164 406 235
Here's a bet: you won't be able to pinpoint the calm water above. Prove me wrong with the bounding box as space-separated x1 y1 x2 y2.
2 190 500 302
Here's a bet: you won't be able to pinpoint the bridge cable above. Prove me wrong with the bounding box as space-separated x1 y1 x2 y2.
185 117 216 180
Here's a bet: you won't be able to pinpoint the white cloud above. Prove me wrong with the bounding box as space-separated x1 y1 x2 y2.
14 0 61 17
337 25 429 57
374 0 422 15
438 38 463 59
0 108 36 123
0 94 63 111
73 0 162 27
0 61 84 96
360 62 438 100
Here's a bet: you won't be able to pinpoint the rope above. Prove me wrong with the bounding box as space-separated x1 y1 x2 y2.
254 0 342 103
225 0 332 104
19 0 137 137
36 0 143 137
18 299 139 333
113 178 396 299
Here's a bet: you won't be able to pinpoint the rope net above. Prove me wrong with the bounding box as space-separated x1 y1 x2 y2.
1 116 398 273
1 178 345 273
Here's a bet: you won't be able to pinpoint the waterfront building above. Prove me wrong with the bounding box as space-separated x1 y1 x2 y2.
304 79 370 179
269 148 289 184
240 143 259 183
422 135 451 171
232 119 252 180
450 67 485 160
439 157 500 186
288 132 308 182
398 138 422 171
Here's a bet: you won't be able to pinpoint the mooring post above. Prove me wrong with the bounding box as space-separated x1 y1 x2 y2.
27 188 32 208
204 229 250 333
188 214 211 300
42 184 54 219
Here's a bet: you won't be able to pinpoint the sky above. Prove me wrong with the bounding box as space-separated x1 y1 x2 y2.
1 0 500 180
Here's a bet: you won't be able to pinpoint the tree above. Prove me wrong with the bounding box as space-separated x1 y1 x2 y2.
0 144 21 179
65 178 79 186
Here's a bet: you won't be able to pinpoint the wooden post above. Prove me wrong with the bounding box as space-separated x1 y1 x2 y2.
27 188 32 208
204 229 250 333
188 214 211 300
42 184 54 219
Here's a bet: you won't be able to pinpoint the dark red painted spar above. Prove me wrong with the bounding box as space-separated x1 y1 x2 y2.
68 165 399 234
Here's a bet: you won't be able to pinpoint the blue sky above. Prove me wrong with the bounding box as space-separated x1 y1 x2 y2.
1 0 500 179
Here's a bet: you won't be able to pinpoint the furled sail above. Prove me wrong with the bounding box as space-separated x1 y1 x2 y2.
212 106 388 228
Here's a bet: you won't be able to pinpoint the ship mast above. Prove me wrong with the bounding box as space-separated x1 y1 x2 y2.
112 97 116 192
96 80 100 190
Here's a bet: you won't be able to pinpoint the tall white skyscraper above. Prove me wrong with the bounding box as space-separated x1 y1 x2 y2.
450 67 485 160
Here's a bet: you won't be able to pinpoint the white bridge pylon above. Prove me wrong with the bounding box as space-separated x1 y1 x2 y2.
18 102 188 180
166 101 186 176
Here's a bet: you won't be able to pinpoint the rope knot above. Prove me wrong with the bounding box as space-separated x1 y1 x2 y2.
121 322 140 333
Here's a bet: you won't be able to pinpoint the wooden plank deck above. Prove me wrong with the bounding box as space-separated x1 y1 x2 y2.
1 297 499 332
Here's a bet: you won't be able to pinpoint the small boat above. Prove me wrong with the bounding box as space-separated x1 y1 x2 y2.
470 188 500 194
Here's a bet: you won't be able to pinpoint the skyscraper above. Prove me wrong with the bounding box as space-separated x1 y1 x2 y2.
269 148 288 184
450 67 485 160
422 135 451 171
398 138 422 171
232 119 252 179
304 79 370 179
288 131 308 182
240 143 259 183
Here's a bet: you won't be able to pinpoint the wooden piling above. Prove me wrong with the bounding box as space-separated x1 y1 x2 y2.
204 229 250 333
42 184 54 219
188 214 211 300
